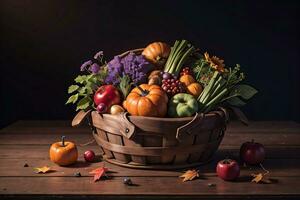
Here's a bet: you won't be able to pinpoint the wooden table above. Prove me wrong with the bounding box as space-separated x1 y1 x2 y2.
0 121 299 200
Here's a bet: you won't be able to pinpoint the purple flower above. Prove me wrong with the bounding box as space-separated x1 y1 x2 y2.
89 63 100 74
105 52 154 85
94 51 104 59
80 60 92 71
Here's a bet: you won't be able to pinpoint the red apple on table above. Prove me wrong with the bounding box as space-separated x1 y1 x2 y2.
84 150 95 162
216 159 240 181
240 140 265 165
94 85 121 111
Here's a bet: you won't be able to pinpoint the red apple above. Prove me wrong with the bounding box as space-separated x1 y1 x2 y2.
240 140 265 165
94 85 121 108
84 150 95 162
216 159 240 181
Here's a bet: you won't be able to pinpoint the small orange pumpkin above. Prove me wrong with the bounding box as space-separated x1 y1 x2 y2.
142 42 170 68
49 136 78 166
179 74 203 97
123 84 168 117
187 82 203 97
179 75 195 87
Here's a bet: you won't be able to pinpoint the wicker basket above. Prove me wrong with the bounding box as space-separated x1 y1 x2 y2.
72 109 228 169
71 49 229 169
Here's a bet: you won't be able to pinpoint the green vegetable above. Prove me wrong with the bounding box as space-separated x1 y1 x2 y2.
197 69 257 113
168 93 198 117
164 40 195 76
66 67 108 111
118 75 132 98
197 71 228 112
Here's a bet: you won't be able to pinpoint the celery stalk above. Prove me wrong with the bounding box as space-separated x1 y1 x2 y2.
174 46 195 76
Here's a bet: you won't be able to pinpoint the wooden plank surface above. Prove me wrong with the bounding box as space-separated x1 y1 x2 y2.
0 158 299 177
1 176 300 196
0 120 299 200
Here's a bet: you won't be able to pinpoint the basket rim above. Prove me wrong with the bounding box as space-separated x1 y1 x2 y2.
93 110 224 122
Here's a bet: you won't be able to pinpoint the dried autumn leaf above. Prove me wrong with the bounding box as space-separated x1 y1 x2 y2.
34 166 54 174
89 167 108 182
179 169 199 182
251 173 272 184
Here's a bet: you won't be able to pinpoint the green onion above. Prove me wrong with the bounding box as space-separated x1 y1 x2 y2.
164 40 195 76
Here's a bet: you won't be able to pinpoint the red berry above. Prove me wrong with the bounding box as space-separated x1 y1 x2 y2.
84 150 95 162
96 103 107 114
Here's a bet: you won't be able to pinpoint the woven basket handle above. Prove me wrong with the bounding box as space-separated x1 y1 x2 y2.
176 113 204 141
72 110 91 127
72 110 135 139
116 112 136 139
176 108 228 141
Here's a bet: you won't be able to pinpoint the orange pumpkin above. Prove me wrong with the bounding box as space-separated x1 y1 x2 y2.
187 82 203 97
179 75 196 87
179 75 203 97
142 42 170 68
49 136 78 166
123 84 168 117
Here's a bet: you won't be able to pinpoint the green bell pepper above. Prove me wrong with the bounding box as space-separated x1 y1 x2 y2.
168 93 198 117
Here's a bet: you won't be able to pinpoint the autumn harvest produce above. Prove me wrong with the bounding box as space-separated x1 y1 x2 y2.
67 39 257 169
49 136 78 166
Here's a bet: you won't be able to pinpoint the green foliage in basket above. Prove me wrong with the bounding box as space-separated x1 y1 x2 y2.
195 57 257 112
66 51 108 111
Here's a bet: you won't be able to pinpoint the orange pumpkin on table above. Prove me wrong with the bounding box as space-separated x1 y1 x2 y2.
123 84 168 117
49 136 78 166
142 42 170 68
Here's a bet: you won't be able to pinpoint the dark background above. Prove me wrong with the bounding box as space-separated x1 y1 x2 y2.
1 0 299 128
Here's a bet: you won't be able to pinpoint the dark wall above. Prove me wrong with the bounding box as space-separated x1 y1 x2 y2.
1 0 299 127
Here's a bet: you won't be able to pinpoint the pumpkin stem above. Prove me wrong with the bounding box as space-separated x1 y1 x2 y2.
61 136 66 147
136 85 149 96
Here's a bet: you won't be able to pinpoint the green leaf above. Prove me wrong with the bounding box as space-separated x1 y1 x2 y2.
65 94 79 104
87 74 102 85
230 84 258 100
118 75 132 98
226 96 246 107
77 87 86 94
76 96 91 111
86 81 98 91
74 75 87 84
86 87 93 94
68 85 79 94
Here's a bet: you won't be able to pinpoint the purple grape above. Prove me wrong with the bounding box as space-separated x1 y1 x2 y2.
163 73 172 80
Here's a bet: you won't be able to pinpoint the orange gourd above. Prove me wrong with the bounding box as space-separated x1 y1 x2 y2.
179 75 195 87
179 75 203 97
142 42 170 68
49 136 78 166
187 82 203 97
123 84 168 117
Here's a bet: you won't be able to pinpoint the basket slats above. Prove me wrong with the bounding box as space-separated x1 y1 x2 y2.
143 135 163 164
188 131 211 162
173 136 195 164
90 109 227 169
123 134 146 165
95 129 114 159
106 132 131 163
161 136 177 164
